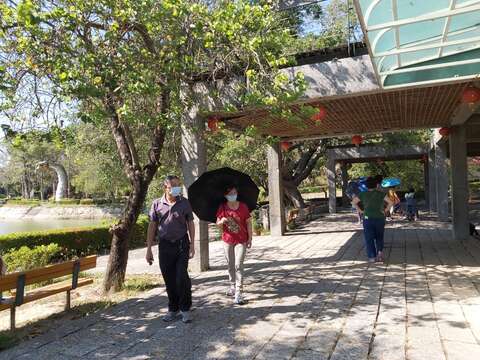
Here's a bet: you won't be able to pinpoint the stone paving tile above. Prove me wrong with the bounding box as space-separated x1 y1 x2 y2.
3 214 480 360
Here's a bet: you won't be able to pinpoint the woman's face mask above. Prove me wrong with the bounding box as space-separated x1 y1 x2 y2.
225 193 237 202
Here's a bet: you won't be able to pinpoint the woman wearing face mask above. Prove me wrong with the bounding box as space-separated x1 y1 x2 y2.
216 186 252 305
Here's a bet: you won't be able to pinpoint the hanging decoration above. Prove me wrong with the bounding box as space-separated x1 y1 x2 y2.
207 116 219 132
280 141 292 151
439 127 450 137
311 106 327 122
462 86 480 105
352 135 363 147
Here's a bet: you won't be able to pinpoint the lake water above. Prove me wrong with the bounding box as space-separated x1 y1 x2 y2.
0 219 104 235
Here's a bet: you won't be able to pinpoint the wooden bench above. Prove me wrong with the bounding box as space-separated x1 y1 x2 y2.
0 255 97 331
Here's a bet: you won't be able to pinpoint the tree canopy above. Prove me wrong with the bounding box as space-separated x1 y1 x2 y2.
0 0 307 291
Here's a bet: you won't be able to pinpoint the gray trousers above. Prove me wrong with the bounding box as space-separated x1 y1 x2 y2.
223 242 247 292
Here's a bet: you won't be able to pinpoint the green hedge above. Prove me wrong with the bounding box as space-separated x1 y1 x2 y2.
0 215 149 257
3 243 63 273
3 198 125 206
5 199 41 206
79 199 95 205
56 199 80 205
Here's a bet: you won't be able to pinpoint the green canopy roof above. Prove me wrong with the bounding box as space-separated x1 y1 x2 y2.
354 0 480 88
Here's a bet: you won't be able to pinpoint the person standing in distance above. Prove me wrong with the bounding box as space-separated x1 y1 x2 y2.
146 175 195 323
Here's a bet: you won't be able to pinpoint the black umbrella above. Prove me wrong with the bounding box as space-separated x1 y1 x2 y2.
187 167 259 223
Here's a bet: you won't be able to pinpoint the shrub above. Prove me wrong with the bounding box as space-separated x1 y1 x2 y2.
3 243 63 272
93 198 109 205
79 198 95 205
0 215 150 257
299 186 323 194
6 199 41 206
56 199 80 205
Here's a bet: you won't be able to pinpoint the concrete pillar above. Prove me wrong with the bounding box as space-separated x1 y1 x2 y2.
435 135 449 221
340 163 349 207
181 108 209 272
260 207 269 231
267 144 286 236
423 159 429 210
327 157 336 214
428 147 437 212
450 125 469 240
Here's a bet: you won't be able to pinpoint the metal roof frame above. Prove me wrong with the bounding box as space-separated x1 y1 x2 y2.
354 0 480 88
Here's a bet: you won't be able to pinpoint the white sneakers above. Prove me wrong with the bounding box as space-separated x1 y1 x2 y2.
234 292 245 305
226 286 246 305
226 286 235 297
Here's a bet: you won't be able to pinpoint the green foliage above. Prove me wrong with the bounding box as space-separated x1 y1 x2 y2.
349 159 425 191
79 198 94 205
347 130 431 192
3 243 62 272
5 198 41 206
67 123 130 198
286 0 361 54
123 275 162 294
1 0 303 127
299 186 324 194
55 198 80 205
208 129 268 190
252 216 262 232
0 332 19 351
0 215 150 256
0 129 63 200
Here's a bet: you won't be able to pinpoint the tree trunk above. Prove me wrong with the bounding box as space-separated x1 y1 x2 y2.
280 140 326 210
101 89 167 293
102 180 148 292
283 179 306 208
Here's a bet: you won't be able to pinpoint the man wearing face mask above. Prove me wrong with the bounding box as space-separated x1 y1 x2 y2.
146 175 195 323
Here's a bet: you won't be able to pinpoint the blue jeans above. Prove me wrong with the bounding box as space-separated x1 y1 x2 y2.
363 218 385 259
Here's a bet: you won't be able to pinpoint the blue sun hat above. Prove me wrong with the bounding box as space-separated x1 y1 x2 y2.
381 177 401 188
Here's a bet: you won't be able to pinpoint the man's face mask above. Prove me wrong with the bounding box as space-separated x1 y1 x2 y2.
170 186 182 197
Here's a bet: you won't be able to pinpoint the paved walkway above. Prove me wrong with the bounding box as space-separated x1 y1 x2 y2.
2 214 480 360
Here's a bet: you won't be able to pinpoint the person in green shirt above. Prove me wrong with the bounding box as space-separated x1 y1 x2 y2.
352 176 394 263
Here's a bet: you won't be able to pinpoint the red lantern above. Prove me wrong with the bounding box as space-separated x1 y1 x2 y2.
462 87 480 104
311 106 327 122
352 135 363 147
280 141 292 151
439 127 450 137
207 117 219 132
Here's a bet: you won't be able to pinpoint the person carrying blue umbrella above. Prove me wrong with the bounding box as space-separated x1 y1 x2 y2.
352 176 395 263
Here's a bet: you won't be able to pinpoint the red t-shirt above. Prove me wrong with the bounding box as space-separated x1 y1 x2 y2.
216 202 251 245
